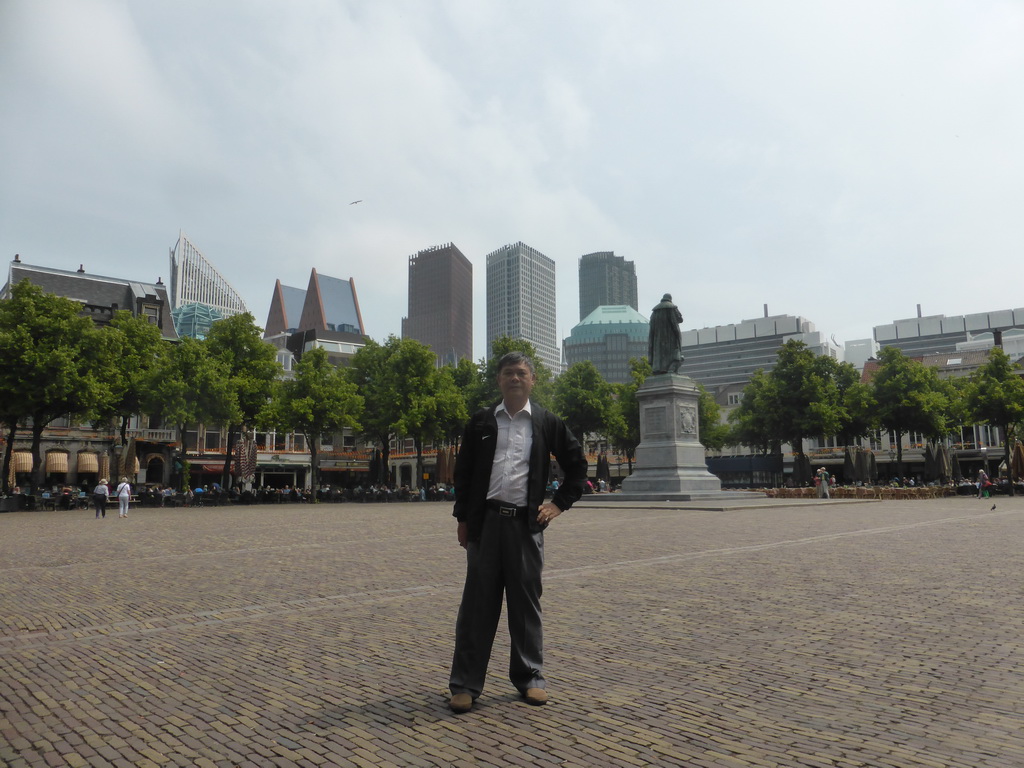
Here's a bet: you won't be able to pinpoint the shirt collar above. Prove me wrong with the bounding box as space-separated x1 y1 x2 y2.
496 399 533 418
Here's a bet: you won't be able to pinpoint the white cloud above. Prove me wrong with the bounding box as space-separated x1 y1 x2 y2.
2 0 1023 358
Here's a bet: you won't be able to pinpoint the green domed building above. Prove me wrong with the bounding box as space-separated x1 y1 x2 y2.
562 305 649 384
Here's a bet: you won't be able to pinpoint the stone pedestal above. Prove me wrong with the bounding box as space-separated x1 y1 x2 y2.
618 373 746 501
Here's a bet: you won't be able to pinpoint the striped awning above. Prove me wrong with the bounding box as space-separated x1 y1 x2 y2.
46 451 69 473
13 451 33 473
99 453 110 481
77 452 99 473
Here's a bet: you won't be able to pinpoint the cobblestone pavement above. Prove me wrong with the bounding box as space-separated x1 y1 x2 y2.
3 496 1024 767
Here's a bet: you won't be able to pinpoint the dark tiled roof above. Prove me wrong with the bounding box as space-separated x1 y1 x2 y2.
4 262 178 340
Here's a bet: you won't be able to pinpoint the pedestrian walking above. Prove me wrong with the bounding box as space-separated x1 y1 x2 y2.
92 479 110 518
115 476 131 518
815 467 831 499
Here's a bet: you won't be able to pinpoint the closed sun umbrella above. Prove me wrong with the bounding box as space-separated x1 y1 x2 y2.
923 444 937 482
843 447 856 483
1012 442 1024 483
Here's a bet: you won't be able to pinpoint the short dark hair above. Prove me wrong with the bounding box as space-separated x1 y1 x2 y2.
496 351 535 376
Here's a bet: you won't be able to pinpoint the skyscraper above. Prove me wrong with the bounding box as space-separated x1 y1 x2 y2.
578 251 638 321
486 241 559 372
401 243 473 365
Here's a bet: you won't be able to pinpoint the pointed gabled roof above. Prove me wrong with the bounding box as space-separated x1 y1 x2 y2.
298 269 364 335
264 279 307 337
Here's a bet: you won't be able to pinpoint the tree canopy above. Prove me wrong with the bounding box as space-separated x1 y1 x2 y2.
553 360 623 446
965 348 1024 490
204 313 281 486
871 346 949 477
272 347 363 493
0 281 110 491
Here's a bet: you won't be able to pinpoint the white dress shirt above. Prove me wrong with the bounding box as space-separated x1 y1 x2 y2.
486 400 534 507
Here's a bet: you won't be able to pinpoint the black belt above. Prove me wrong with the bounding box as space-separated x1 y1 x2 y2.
486 499 527 518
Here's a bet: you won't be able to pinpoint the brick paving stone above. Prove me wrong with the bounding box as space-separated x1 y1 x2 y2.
4 499 1024 766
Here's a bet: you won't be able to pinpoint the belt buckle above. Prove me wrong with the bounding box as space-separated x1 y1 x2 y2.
498 505 517 518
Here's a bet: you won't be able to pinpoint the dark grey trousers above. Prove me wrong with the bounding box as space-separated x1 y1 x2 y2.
449 509 545 698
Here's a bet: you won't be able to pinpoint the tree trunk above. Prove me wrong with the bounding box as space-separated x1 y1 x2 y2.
30 420 46 491
378 435 392 487
119 415 130 446
414 437 425 491
177 422 189 492
223 425 239 490
1 423 17 494
308 434 320 498
1003 426 1014 496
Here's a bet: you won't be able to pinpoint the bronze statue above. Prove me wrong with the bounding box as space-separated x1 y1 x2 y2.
648 293 683 374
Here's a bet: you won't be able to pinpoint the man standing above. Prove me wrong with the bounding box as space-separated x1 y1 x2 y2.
448 352 588 713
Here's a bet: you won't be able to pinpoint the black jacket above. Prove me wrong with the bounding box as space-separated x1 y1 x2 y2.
452 401 588 542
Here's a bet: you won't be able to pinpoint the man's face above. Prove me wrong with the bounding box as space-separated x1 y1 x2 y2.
497 361 536 402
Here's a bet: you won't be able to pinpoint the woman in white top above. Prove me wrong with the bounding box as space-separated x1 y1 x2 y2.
115 476 132 518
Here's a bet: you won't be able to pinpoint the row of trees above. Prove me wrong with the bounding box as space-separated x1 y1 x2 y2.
15 279 1016 496
1 281 693 494
729 339 1024 482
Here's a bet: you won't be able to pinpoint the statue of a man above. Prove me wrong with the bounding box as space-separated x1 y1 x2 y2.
648 293 684 374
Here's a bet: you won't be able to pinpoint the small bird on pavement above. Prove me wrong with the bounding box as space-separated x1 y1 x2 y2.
991 504 997 510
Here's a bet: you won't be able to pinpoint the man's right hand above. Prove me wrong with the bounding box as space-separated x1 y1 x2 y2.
457 521 468 548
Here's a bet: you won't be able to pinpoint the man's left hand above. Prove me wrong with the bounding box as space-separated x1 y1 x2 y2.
536 502 562 525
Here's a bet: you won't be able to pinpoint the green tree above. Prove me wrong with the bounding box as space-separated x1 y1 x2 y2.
553 361 622 449
477 337 554 410
965 348 1024 492
871 346 949 479
204 313 281 488
697 383 730 451
389 339 467 487
103 310 165 445
728 369 784 457
432 364 473 446
142 337 233 490
272 348 363 495
0 281 110 491
349 338 398 482
728 341 853 484
452 355 487 417
770 340 843 458
609 357 650 472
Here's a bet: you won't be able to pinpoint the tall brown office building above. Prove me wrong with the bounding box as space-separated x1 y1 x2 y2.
401 243 473 365
578 251 638 321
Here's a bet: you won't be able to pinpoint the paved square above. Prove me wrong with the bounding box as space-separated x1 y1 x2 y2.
3 496 1024 767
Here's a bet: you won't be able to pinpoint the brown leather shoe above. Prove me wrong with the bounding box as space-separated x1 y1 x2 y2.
449 693 473 713
523 687 548 706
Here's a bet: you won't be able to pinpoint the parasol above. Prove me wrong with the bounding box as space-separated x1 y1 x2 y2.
923 444 937 482
843 447 856 483
120 438 136 480
436 447 448 486
1012 442 1024 483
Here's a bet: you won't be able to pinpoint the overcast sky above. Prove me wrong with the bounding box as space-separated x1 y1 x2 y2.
2 1 1022 360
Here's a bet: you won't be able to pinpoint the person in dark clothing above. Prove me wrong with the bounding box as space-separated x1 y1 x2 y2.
448 352 588 713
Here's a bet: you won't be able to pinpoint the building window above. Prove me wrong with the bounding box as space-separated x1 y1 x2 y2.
142 304 160 325
205 431 221 452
